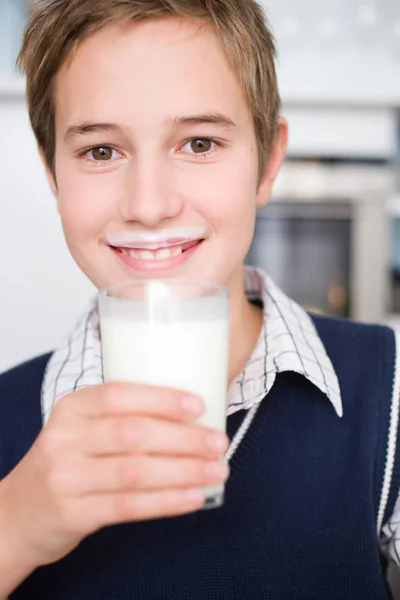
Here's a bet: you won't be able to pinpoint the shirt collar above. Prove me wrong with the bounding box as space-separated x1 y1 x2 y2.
227 267 342 417
41 267 342 425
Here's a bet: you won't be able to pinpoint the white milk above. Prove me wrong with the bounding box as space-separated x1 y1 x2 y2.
99 311 229 500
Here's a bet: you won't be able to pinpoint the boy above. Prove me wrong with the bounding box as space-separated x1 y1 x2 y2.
0 0 399 598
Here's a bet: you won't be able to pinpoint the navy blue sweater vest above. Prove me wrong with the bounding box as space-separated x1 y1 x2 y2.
1 315 400 599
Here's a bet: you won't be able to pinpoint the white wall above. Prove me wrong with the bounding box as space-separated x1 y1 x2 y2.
263 0 400 104
0 98 95 374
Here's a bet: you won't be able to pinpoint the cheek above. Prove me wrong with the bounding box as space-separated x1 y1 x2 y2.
196 151 258 239
56 170 116 243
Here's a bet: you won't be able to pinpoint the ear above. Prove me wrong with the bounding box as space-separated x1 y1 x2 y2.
256 116 288 208
38 146 58 199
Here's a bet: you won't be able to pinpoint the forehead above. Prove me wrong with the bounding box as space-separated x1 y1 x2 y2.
54 17 252 130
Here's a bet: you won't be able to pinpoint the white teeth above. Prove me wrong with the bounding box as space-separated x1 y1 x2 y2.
124 247 183 261
156 248 173 260
156 247 183 260
136 250 156 260
121 249 130 256
144 250 157 260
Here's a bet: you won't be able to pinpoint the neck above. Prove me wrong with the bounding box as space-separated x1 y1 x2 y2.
228 266 263 386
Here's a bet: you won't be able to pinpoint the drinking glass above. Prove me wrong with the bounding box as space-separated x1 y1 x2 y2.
98 279 230 509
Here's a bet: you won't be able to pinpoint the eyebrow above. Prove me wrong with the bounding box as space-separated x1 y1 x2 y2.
168 113 237 129
63 112 236 144
64 122 120 144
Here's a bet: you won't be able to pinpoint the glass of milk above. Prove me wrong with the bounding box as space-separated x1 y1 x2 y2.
98 279 230 509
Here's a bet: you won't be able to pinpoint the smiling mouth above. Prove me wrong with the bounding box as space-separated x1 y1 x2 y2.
111 239 203 262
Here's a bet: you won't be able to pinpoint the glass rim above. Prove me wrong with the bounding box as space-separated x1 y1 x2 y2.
98 278 229 299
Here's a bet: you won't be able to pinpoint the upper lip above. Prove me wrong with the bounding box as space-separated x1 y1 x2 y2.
110 239 200 251
106 228 206 251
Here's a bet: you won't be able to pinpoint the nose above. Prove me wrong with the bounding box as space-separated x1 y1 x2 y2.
119 157 184 227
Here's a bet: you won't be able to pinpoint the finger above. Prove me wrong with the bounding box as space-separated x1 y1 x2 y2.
90 488 207 527
83 416 229 458
72 456 229 494
71 382 205 422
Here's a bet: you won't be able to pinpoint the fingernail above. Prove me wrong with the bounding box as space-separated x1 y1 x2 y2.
205 461 229 481
185 488 206 505
208 433 228 453
182 395 204 416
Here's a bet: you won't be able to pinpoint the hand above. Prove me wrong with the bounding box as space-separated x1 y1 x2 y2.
0 382 229 569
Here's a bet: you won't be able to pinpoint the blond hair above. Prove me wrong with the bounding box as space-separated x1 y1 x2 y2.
18 0 280 178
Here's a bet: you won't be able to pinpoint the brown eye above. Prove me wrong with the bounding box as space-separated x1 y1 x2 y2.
90 146 114 161
190 139 213 154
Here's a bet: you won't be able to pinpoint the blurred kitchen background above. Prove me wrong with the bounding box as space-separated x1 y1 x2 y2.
1 0 400 374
